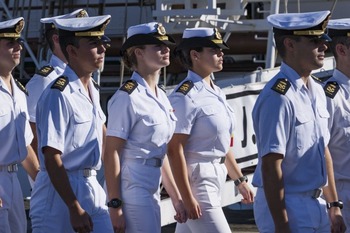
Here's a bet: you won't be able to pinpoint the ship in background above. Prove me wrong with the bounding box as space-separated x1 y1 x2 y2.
2 0 348 226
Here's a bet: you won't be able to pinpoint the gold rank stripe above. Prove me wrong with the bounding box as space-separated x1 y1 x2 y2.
0 33 20 38
293 30 325 36
212 39 223 44
156 35 169 41
75 31 104 37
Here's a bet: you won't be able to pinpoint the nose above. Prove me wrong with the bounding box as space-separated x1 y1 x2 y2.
161 45 170 53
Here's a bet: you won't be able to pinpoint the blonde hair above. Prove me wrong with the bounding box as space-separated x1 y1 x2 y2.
122 45 145 70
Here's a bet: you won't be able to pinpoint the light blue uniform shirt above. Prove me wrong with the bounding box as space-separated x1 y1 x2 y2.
252 63 329 193
36 66 106 171
107 72 177 159
168 70 235 159
326 69 350 182
26 54 66 123
0 77 33 165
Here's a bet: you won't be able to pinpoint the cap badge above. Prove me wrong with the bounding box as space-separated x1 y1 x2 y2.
322 14 331 31
77 10 88 18
214 28 222 40
15 20 24 34
100 19 110 33
157 23 166 36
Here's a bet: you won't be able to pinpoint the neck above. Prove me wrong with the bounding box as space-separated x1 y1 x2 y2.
135 69 160 90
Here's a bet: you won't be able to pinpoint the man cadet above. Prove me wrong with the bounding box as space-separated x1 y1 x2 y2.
26 8 88 156
29 15 113 233
252 11 346 233
324 18 350 232
0 17 39 233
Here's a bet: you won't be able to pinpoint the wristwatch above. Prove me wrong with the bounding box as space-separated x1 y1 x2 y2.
326 200 343 209
107 198 123 208
234 175 248 186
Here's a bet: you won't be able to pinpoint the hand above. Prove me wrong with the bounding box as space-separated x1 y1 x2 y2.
109 207 126 233
237 182 254 204
173 199 187 223
69 205 93 233
183 196 202 220
328 207 346 233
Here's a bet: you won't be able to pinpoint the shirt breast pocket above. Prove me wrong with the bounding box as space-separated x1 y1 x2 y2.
295 111 314 151
73 113 92 148
141 116 167 147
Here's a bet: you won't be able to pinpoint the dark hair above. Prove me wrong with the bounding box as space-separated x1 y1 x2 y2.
58 35 81 62
176 47 203 69
44 29 57 51
274 34 301 59
329 36 350 60
122 45 145 70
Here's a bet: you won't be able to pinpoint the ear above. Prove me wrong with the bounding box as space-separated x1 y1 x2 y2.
66 44 78 59
283 37 295 52
335 43 347 57
190 49 199 61
134 47 144 58
52 34 59 44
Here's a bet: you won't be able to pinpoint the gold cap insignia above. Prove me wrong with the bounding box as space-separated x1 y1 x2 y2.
157 23 166 36
15 20 24 34
77 10 88 18
214 28 222 40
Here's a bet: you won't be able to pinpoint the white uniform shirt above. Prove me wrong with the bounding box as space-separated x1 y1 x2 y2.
326 69 350 182
0 77 33 165
252 63 330 193
168 70 235 159
36 66 105 171
26 54 66 123
107 72 177 159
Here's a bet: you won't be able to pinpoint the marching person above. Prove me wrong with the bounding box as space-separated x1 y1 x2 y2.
29 15 113 233
325 18 350 232
252 11 346 233
26 8 88 156
104 22 186 233
167 27 254 233
0 17 39 233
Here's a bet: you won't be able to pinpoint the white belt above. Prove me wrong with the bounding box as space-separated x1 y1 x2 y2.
0 164 18 172
65 169 97 177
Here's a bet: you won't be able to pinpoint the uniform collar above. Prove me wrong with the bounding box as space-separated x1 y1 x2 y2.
333 69 350 87
50 54 66 74
280 62 309 91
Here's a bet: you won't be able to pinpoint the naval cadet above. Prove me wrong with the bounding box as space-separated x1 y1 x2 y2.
325 18 350 232
26 8 88 156
0 17 39 233
252 11 346 233
104 22 186 233
29 15 113 233
167 27 254 233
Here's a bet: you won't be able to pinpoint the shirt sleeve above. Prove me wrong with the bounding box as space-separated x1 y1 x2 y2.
106 91 137 140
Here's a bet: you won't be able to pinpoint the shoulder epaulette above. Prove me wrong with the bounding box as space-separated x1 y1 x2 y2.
120 80 138 94
15 79 28 96
176 80 194 95
158 84 166 93
51 76 68 91
36 65 54 77
271 78 290 95
324 81 339 99
91 78 100 91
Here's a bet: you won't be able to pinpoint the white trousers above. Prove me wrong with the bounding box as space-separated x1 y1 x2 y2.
254 188 330 233
30 171 113 233
336 180 350 233
0 171 26 233
175 161 231 233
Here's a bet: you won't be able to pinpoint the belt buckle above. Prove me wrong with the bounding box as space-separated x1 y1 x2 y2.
7 164 18 172
220 157 226 164
83 169 92 177
312 188 322 199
